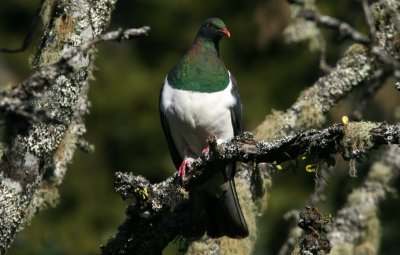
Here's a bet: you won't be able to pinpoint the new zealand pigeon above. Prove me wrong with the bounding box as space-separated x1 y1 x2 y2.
159 18 248 239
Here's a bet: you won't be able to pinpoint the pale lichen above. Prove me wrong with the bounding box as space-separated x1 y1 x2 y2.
294 88 326 130
185 165 264 255
283 0 320 51
254 110 295 140
0 173 39 254
327 145 400 255
341 122 379 159
0 0 118 252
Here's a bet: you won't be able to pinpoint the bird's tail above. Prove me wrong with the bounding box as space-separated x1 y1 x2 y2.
184 169 249 239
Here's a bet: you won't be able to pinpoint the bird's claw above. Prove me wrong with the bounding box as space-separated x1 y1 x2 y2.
201 145 210 155
178 159 191 179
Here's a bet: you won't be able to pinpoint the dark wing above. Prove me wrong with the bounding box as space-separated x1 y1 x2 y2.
229 73 243 135
222 72 244 180
159 85 182 169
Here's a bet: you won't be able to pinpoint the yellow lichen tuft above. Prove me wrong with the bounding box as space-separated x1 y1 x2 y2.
134 186 148 201
341 121 379 161
342 115 349 124
344 43 368 57
305 164 318 173
342 122 380 177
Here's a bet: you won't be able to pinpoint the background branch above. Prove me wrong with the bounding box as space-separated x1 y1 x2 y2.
0 1 145 253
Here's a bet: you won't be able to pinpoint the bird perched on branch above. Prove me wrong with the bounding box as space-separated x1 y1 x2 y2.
159 18 248 239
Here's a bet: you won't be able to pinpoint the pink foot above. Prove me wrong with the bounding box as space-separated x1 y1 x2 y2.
178 159 191 179
202 145 210 155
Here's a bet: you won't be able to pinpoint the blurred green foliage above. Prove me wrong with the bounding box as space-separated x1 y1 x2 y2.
1 0 400 255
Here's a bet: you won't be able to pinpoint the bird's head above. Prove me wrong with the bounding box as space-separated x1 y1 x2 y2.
196 18 231 43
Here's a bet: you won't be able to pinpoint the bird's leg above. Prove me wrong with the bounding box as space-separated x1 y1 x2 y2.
201 145 210 155
178 159 192 179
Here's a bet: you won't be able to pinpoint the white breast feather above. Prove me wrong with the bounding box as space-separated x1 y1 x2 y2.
161 75 236 159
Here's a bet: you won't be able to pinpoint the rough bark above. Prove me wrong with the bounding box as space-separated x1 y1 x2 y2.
101 122 400 254
327 145 400 255
0 0 118 253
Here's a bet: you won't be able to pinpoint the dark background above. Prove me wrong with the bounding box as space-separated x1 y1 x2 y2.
0 0 399 254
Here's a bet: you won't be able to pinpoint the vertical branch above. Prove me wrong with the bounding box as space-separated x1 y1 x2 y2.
0 0 118 253
327 146 400 255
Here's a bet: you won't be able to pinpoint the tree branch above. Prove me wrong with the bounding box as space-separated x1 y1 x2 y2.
0 1 150 253
101 122 400 254
0 27 149 122
291 0 400 82
299 9 370 45
327 145 400 254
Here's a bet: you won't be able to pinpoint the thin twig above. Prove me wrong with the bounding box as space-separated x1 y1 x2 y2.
0 27 150 121
0 0 44 53
295 2 400 82
299 9 370 45
361 0 376 42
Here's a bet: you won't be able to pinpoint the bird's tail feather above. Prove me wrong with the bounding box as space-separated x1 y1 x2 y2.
184 177 249 239
207 178 249 238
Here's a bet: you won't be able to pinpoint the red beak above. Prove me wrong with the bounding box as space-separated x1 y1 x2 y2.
219 28 231 38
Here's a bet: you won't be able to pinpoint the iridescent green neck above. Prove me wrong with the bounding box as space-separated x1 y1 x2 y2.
167 39 229 92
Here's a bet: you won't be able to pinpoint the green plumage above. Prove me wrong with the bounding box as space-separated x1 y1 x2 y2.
167 18 230 92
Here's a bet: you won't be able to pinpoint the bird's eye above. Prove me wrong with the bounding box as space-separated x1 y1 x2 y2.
207 23 215 29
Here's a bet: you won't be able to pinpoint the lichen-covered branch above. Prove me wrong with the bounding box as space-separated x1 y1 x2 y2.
297 7 370 45
101 122 400 254
290 0 400 81
0 26 149 122
0 0 124 253
327 145 400 255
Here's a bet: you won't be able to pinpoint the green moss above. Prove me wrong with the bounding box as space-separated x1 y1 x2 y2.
368 162 392 184
188 238 220 255
295 89 326 130
254 110 288 140
355 215 380 255
283 0 319 49
330 242 353 255
344 44 368 57
290 245 300 255
37 6 75 68
234 174 257 254
40 0 57 27
370 2 390 28
341 121 380 161
26 184 60 222
347 189 365 204
349 159 357 178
